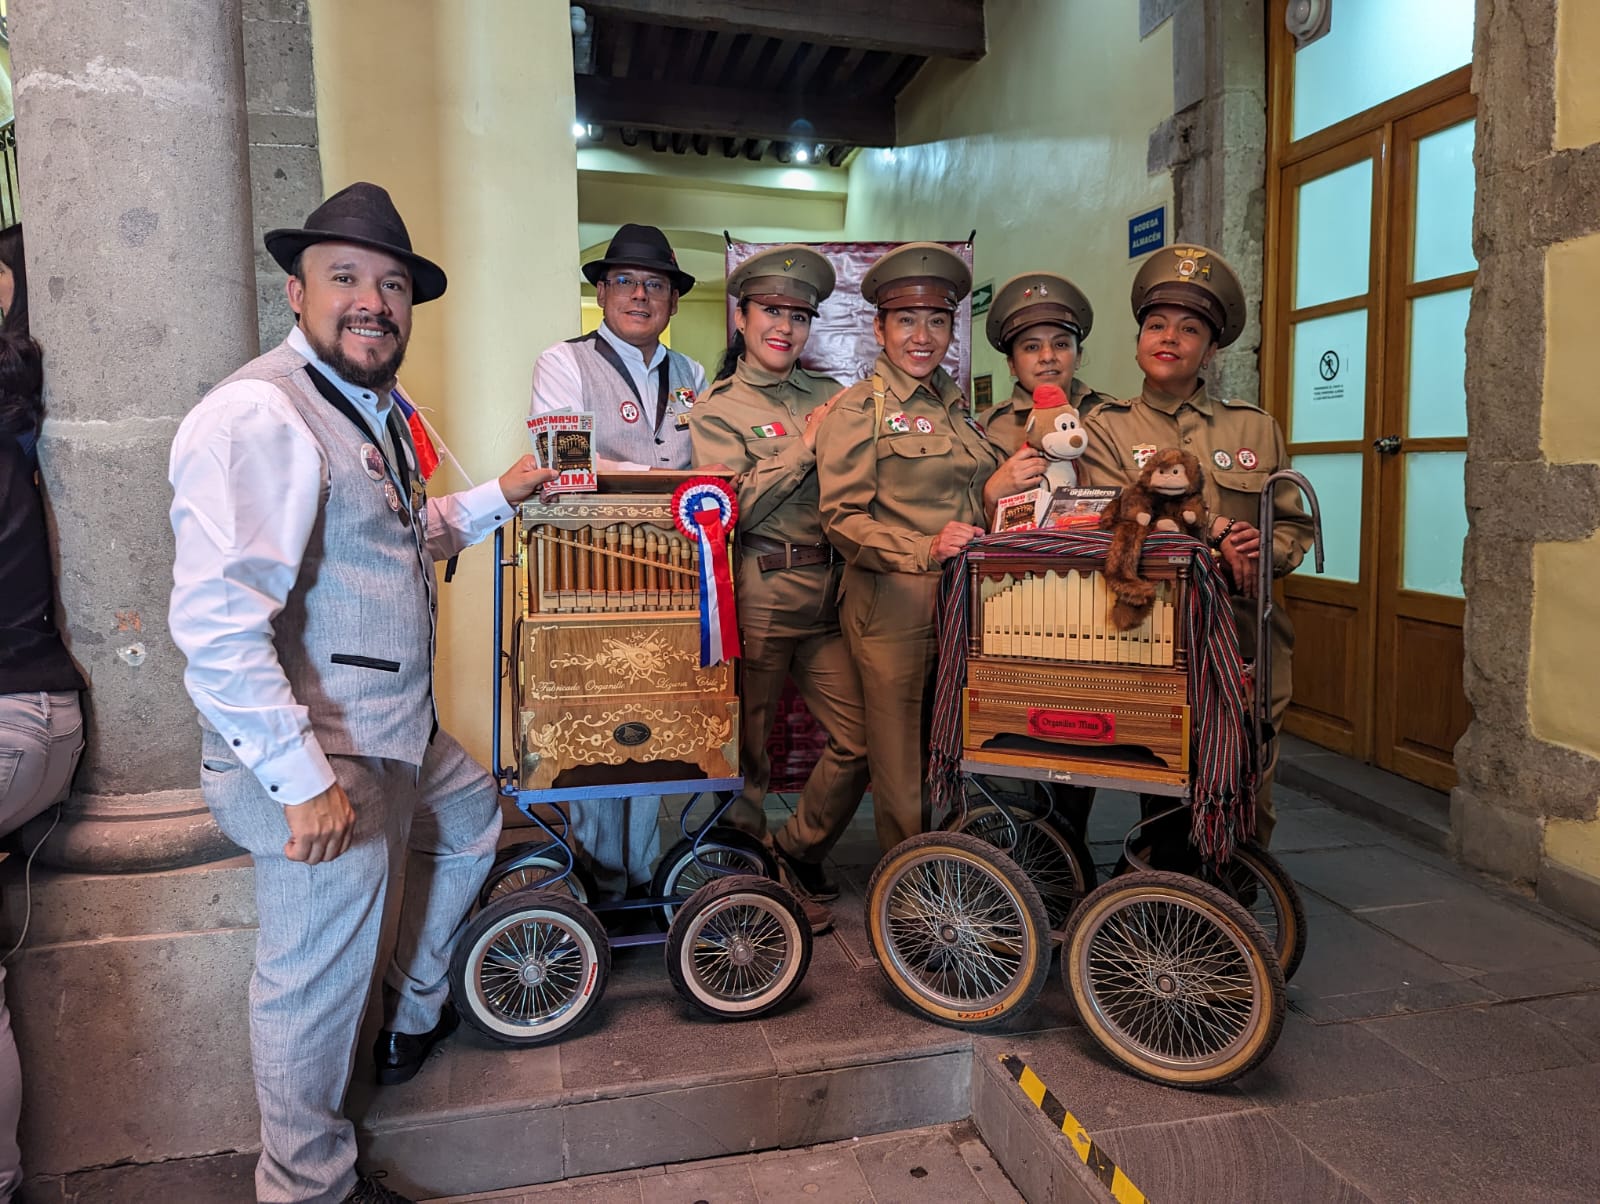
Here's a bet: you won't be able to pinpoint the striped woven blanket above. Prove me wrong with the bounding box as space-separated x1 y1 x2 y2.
926 529 1257 865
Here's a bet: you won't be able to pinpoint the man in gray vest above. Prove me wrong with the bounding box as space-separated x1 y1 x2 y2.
529 224 706 898
169 183 553 1204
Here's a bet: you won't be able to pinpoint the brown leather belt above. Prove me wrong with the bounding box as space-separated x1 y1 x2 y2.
743 534 838 572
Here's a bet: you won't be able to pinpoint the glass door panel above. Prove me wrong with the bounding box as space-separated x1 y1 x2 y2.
1289 453 1363 582
1413 120 1478 281
1293 159 1373 308
1401 452 1467 597
1291 0 1474 140
1405 288 1470 439
1290 309 1369 442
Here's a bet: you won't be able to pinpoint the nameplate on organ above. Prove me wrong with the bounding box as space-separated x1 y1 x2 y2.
960 551 1192 787
515 472 739 791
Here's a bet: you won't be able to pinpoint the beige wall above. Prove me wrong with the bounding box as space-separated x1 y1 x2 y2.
310 0 580 768
1522 0 1600 893
843 0 1174 402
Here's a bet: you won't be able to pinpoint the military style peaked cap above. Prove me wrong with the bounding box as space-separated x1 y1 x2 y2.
726 244 836 314
861 242 972 311
986 271 1095 352
1130 244 1247 348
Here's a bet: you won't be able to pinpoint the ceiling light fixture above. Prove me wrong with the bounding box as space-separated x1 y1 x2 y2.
794 146 810 163
572 121 587 139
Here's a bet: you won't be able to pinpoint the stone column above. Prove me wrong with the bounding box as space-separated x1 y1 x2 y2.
10 0 258 870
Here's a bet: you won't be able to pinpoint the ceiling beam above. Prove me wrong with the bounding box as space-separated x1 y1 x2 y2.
583 0 986 60
576 75 894 146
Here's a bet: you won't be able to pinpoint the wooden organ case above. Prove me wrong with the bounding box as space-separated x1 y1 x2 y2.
961 551 1193 788
514 474 739 789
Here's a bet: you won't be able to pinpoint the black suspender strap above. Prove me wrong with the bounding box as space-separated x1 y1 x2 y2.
304 363 416 518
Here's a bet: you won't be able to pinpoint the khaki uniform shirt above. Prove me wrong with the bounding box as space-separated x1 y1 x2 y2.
816 354 1004 575
689 360 843 546
1078 383 1312 575
985 378 1110 456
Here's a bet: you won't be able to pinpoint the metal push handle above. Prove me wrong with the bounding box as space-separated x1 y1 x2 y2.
490 524 516 786
1253 470 1326 752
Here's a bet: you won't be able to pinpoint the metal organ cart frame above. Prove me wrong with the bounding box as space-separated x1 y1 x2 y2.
447 475 813 1047
863 472 1325 1089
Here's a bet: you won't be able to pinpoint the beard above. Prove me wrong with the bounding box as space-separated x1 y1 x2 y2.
307 316 407 390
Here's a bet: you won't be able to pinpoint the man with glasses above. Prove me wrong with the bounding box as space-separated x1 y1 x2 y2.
531 223 706 471
528 224 707 902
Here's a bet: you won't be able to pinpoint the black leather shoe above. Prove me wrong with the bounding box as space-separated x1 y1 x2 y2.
373 1004 458 1086
341 1172 413 1202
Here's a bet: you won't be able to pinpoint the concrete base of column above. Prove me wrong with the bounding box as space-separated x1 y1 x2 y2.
18 789 241 874
1 858 262 1176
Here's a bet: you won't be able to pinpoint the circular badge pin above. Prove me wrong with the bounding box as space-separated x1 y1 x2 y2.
1213 449 1233 470
360 443 386 481
913 416 934 434
383 481 403 512
1237 447 1258 469
619 399 641 425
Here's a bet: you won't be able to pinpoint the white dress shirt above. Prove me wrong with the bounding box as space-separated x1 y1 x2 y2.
529 320 708 471
169 328 513 806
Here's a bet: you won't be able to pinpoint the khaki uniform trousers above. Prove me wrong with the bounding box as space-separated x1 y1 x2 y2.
728 557 870 862
839 565 942 853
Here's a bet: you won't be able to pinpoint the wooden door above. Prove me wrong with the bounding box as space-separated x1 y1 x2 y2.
1265 7 1475 790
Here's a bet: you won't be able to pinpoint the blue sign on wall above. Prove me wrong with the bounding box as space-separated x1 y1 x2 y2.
1128 206 1166 259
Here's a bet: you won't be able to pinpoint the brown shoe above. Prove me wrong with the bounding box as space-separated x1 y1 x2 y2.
776 863 834 934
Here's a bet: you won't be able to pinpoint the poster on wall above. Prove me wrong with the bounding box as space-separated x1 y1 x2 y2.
725 238 976 393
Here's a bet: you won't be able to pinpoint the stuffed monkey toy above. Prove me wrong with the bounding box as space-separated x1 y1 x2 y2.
1024 383 1088 523
1099 448 1210 629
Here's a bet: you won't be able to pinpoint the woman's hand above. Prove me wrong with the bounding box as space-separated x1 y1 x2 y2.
1211 515 1262 598
802 391 843 451
931 521 986 564
982 447 1049 509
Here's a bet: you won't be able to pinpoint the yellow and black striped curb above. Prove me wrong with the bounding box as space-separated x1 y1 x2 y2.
999 1053 1148 1204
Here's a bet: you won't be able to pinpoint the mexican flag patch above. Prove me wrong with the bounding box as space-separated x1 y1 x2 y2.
751 422 788 438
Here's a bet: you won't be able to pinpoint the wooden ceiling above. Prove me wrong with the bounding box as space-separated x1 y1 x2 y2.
573 0 987 165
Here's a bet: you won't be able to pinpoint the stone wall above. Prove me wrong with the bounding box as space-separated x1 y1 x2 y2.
243 0 322 348
1142 0 1268 404
1455 0 1600 926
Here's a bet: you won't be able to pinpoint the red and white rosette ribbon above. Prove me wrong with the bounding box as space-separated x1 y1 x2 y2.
672 477 741 666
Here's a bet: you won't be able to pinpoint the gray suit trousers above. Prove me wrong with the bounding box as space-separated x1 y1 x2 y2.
202 727 500 1204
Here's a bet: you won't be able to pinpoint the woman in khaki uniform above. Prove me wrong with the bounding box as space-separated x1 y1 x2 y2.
1078 245 1314 845
983 271 1111 454
689 246 867 921
816 243 1045 852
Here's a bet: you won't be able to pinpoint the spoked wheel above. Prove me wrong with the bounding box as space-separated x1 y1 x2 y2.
650 826 779 927
1063 870 1285 1088
1197 842 1308 980
948 791 1096 936
477 839 596 909
865 832 1050 1029
665 874 813 1019
449 889 610 1047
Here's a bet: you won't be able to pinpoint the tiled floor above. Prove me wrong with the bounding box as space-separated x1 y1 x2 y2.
27 784 1600 1203
423 1122 1022 1204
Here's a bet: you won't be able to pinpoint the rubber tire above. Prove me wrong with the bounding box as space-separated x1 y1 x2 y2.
664 874 813 1020
1063 870 1286 1089
948 799 1097 936
865 831 1051 1030
650 826 779 927
477 839 596 909
449 889 610 1047
1199 842 1308 981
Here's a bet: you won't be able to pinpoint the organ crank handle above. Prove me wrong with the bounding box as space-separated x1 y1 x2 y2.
1252 470 1326 754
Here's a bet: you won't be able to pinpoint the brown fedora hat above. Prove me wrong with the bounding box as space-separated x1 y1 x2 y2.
264 182 448 303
